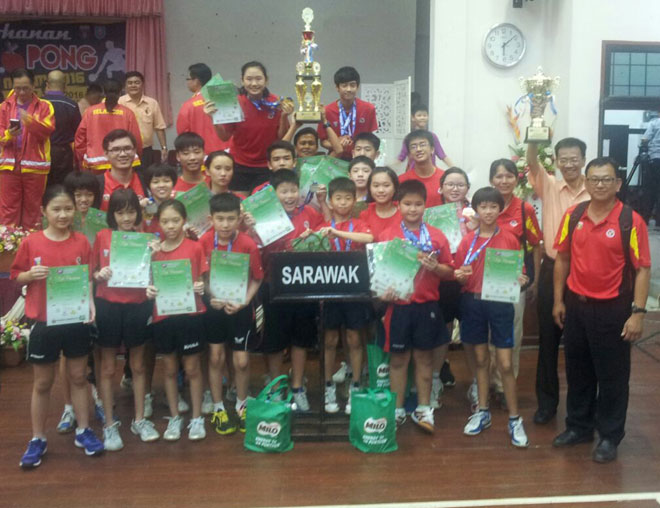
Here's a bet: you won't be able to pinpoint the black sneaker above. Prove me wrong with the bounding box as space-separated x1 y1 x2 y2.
440 360 456 387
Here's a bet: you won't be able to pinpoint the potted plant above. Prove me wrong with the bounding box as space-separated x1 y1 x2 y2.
0 225 31 272
0 319 29 367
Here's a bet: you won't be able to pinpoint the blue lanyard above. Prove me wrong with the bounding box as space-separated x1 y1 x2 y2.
463 228 498 265
331 219 353 251
401 221 433 253
338 101 357 137
214 232 234 252
249 96 281 112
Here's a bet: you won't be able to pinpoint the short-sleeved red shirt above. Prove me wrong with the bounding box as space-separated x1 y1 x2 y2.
251 181 271 195
453 228 521 294
398 167 445 207
10 231 92 322
317 98 378 160
151 237 209 321
176 92 230 154
497 196 542 246
93 228 149 304
173 174 211 194
380 223 453 303
358 202 402 242
554 200 651 300
101 171 145 211
318 218 371 251
200 230 264 282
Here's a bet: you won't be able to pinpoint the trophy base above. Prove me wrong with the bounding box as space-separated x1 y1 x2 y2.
296 111 322 124
525 126 551 143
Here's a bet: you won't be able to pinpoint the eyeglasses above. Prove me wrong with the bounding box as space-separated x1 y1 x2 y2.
586 176 618 186
13 86 32 92
107 146 136 155
409 142 430 150
558 157 582 165
443 183 467 189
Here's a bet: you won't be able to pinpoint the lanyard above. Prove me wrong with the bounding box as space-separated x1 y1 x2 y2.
463 228 499 265
249 96 281 112
338 100 357 137
331 219 353 251
400 221 433 253
214 232 234 252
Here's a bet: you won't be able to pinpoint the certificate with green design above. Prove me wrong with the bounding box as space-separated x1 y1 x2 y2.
423 203 462 253
201 74 244 125
481 248 523 304
370 237 421 300
175 183 212 234
298 155 349 200
151 259 196 316
108 231 153 288
241 185 293 246
209 250 250 305
74 208 107 247
46 265 90 326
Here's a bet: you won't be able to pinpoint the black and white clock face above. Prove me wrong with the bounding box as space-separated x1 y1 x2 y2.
484 23 526 68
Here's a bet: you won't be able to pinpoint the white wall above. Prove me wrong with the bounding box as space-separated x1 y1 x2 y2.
430 0 660 191
163 0 417 142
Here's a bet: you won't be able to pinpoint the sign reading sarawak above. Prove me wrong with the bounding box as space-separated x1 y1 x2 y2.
0 21 126 101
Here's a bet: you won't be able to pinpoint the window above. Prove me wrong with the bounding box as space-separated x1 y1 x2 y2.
605 45 660 97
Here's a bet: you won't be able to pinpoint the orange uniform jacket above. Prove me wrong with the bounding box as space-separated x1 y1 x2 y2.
0 91 55 174
74 102 142 172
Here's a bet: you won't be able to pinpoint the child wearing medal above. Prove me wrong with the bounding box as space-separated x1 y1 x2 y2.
454 187 529 448
379 180 454 433
316 177 373 414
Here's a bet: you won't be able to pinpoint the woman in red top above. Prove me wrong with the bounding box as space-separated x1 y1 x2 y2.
205 61 293 193
12 185 103 468
359 166 401 241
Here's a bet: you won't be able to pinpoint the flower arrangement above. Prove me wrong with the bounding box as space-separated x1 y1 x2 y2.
0 319 29 351
506 105 555 200
0 225 30 254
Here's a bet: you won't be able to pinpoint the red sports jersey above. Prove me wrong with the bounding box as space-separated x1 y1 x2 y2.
554 200 651 300
250 181 271 195
399 167 445 207
318 217 371 252
151 238 209 321
141 215 163 238
317 98 378 160
358 202 402 242
93 228 149 304
454 228 521 294
100 171 145 211
173 174 211 194
200 230 264 281
224 94 283 167
10 231 92 322
380 223 452 303
497 196 541 247
176 92 230 153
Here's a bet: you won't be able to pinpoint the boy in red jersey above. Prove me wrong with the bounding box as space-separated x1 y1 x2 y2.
173 132 210 193
398 130 445 207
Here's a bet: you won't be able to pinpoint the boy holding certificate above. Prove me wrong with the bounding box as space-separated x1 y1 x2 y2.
454 187 529 448
379 180 454 433
173 132 210 193
200 193 263 434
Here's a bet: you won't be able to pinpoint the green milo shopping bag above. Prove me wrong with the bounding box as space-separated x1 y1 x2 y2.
367 343 390 390
349 388 398 453
244 375 294 453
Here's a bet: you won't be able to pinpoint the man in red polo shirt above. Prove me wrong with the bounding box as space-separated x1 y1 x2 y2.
99 129 146 211
399 130 445 208
552 157 651 464
317 66 377 161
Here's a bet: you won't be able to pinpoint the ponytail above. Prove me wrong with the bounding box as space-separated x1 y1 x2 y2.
103 79 122 113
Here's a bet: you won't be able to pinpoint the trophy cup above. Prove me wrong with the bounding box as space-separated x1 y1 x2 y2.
294 8 322 123
520 66 560 143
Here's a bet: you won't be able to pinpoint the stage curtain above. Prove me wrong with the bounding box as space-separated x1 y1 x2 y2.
0 0 162 17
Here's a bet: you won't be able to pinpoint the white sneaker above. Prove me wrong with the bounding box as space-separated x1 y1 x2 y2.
163 415 184 441
464 409 492 436
395 407 407 426
103 421 124 451
131 419 160 442
411 406 435 433
431 375 444 409
201 390 213 415
467 380 479 412
292 388 310 412
332 362 349 384
508 416 529 448
324 384 339 413
177 393 190 413
345 385 359 415
188 416 206 441
56 406 76 434
143 393 154 419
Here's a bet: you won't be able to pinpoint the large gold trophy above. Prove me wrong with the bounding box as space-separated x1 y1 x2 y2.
295 8 322 123
520 66 560 143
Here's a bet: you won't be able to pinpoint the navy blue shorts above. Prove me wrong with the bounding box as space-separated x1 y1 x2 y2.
459 293 514 348
383 301 448 353
323 301 371 331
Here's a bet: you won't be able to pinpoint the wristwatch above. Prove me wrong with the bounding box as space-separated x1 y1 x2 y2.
324 122 331 128
631 303 647 314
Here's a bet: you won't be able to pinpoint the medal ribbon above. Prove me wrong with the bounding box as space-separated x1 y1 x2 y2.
338 100 357 137
331 219 353 251
400 221 433 253
463 227 499 266
214 232 234 252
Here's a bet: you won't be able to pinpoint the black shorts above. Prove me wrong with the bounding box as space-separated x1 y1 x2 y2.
27 322 92 364
204 303 259 352
260 284 318 353
383 301 448 353
459 293 514 348
152 314 205 356
323 301 371 331
94 298 153 349
438 279 462 323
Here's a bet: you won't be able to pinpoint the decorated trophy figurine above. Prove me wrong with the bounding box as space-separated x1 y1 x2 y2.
294 7 322 123
519 66 560 143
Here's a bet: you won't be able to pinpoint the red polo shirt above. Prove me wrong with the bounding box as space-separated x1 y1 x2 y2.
317 98 378 160
358 202 402 242
497 196 542 247
176 92 230 154
100 171 145 211
317 217 371 251
554 200 651 300
173 174 211 194
399 167 445 207
200 230 264 281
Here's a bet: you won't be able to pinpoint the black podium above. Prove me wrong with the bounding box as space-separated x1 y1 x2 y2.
269 251 371 441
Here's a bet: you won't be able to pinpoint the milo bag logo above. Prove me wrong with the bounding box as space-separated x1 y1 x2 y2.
377 363 389 378
257 421 281 437
364 417 387 433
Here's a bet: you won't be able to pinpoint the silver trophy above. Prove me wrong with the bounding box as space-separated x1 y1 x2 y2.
520 66 560 143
